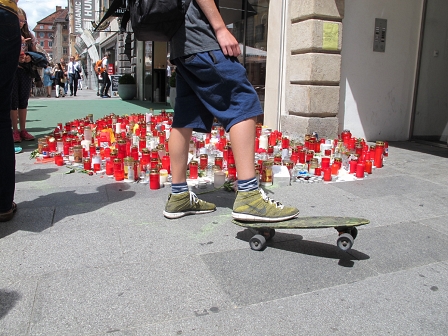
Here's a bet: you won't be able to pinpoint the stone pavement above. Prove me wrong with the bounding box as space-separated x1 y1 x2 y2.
1 89 448 335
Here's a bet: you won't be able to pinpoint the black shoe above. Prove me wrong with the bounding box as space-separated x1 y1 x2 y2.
74 94 77 96
70 93 73 96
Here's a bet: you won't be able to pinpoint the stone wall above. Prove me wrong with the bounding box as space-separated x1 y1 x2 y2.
283 0 344 139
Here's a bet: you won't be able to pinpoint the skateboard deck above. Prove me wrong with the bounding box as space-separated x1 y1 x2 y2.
232 216 369 251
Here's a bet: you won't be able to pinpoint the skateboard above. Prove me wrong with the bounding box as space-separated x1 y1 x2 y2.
233 216 369 251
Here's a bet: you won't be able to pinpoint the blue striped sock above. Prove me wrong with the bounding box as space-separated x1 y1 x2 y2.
237 177 258 192
172 182 189 194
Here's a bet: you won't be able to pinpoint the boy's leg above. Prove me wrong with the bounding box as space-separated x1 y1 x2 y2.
230 118 300 222
163 127 216 219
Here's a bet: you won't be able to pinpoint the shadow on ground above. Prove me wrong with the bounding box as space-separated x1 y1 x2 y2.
236 229 370 267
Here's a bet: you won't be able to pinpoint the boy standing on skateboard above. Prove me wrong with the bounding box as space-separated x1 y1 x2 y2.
163 0 299 222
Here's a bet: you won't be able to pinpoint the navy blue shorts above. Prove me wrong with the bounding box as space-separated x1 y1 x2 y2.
172 50 263 133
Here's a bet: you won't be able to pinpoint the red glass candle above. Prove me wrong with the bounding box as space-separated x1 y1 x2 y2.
228 163 237 179
374 141 384 168
365 160 373 174
383 141 389 157
215 157 223 169
356 163 365 178
269 133 277 146
331 162 339 176
349 160 357 174
54 153 64 166
131 146 139 161
189 160 199 179
199 154 208 170
254 137 259 152
321 157 330 169
63 141 70 156
314 167 322 176
105 159 114 176
89 143 96 157
158 131 166 144
298 150 306 164
150 158 159 169
323 168 332 181
114 169 124 181
281 137 290 149
83 158 92 170
139 137 146 152
150 169 160 190
290 152 298 164
255 124 262 138
161 154 171 174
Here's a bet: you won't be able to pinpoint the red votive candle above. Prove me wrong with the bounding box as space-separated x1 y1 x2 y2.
356 163 365 178
323 168 332 181
349 160 358 174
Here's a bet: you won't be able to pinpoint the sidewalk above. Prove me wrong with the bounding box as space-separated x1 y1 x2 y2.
1 92 448 335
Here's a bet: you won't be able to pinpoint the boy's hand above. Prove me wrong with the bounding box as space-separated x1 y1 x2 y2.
215 27 241 57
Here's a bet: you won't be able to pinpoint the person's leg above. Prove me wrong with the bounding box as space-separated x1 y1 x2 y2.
163 126 216 219
69 74 74 95
169 127 192 184
73 77 78 95
64 81 68 95
47 85 51 97
0 8 20 218
55 84 60 97
162 64 216 219
229 117 257 181
17 73 34 140
105 75 111 96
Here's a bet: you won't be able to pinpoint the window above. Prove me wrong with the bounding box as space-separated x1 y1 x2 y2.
63 47 68 55
49 41 53 47
40 25 43 29
48 25 52 29
39 32 45 38
63 37 67 42
40 41 44 47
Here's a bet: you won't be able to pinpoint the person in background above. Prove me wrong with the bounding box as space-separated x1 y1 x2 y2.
60 57 68 95
53 63 65 98
163 0 299 221
43 63 53 97
10 6 37 143
67 55 80 96
100 52 111 98
0 0 21 221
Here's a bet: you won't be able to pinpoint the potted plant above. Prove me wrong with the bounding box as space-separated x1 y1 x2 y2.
169 71 176 109
118 74 136 100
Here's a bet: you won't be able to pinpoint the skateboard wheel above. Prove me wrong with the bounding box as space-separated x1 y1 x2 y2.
249 234 266 251
350 227 358 240
337 233 354 251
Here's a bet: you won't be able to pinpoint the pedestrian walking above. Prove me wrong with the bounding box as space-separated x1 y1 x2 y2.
43 63 53 97
0 0 21 222
60 57 68 95
53 63 65 98
67 55 81 96
10 6 37 143
100 53 111 98
162 0 299 221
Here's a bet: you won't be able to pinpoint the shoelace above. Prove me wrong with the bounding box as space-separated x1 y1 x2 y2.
259 189 284 209
189 192 201 205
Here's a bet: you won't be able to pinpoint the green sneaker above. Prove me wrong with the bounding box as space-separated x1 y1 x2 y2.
163 191 216 219
232 189 299 222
